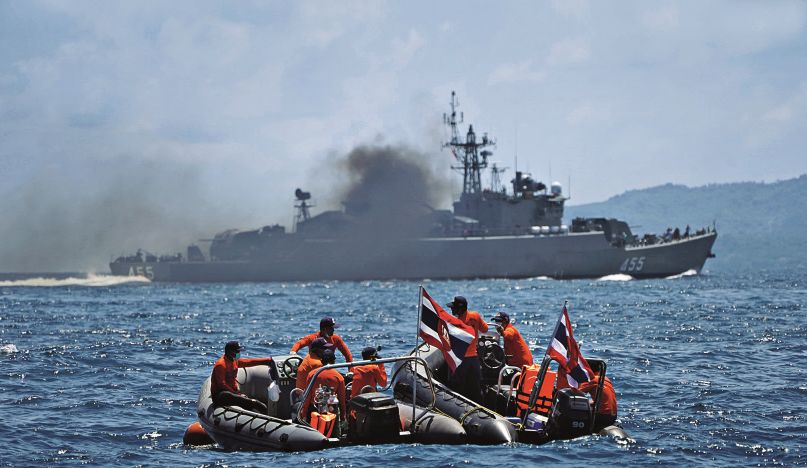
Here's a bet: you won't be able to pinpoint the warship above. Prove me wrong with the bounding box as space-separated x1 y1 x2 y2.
110 92 717 282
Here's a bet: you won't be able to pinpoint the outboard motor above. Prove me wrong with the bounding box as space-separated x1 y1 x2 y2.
547 388 592 439
348 392 401 442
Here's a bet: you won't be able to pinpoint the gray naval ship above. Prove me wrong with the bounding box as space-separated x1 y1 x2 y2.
110 92 716 282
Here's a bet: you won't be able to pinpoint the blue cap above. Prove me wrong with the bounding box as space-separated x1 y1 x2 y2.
320 316 339 329
311 337 334 350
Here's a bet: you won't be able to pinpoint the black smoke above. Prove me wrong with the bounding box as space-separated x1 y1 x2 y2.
329 144 453 237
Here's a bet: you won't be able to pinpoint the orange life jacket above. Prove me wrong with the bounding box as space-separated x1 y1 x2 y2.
514 364 556 418
310 411 337 437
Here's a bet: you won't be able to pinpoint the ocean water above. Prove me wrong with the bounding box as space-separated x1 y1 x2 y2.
0 271 804 466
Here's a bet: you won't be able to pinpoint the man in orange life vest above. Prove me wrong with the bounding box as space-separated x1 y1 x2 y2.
291 316 353 362
491 312 534 369
578 373 618 431
295 337 332 391
302 349 346 421
210 341 274 413
350 346 388 398
446 296 488 402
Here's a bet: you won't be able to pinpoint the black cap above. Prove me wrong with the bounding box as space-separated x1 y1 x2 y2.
446 296 467 310
310 337 334 350
491 312 510 324
361 346 379 360
224 341 243 353
320 316 340 329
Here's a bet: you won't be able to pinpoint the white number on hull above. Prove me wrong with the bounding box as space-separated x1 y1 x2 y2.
620 256 646 272
128 265 154 279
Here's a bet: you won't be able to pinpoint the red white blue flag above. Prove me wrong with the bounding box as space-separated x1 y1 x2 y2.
418 288 476 373
547 304 594 389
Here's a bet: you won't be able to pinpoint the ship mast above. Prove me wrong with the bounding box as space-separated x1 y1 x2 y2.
490 163 507 193
443 91 495 195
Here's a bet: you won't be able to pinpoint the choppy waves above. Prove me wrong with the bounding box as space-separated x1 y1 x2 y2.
0 272 804 466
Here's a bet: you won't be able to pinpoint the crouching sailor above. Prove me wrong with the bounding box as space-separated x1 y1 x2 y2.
302 349 347 422
350 346 387 398
578 372 618 431
211 340 273 413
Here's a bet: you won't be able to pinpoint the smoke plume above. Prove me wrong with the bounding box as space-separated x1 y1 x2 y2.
0 159 252 273
330 144 453 237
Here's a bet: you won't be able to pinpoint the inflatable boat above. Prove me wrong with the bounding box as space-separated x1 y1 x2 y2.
191 354 466 451
391 336 630 445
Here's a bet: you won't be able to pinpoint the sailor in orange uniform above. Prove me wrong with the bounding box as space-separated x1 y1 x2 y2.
210 340 274 413
302 349 347 421
295 338 332 390
578 373 618 430
491 312 534 369
291 316 353 362
447 296 488 402
350 346 387 398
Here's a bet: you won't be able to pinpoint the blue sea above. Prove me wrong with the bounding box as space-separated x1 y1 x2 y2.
1 271 804 466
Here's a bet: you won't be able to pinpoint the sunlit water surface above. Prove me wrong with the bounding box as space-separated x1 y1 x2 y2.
1 271 804 466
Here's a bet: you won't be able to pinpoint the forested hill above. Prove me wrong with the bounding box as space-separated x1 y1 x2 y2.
565 175 807 272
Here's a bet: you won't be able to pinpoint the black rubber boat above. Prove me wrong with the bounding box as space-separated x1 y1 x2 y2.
391 336 630 445
192 354 467 451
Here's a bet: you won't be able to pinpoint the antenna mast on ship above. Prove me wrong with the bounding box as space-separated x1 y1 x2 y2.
443 91 496 195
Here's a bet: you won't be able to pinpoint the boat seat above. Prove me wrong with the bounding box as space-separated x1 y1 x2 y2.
485 385 517 416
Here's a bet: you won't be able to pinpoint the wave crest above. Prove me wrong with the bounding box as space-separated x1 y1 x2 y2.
596 273 634 282
666 269 698 279
0 274 150 287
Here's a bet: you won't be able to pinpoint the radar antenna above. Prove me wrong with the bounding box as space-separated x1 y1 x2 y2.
293 188 313 232
443 91 496 195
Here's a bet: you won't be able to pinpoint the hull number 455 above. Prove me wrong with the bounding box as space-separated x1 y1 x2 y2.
128 265 154 279
620 256 646 272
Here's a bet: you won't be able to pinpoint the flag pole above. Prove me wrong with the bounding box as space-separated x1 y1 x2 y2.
522 300 567 426
412 284 423 427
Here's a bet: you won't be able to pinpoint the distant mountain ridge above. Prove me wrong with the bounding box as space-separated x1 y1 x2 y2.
565 175 807 272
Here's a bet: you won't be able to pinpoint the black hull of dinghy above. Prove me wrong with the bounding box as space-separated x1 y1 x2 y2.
197 376 327 452
397 403 467 445
393 344 516 445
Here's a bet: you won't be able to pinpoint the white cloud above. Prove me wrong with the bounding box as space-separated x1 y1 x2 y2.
762 82 807 123
550 0 589 18
390 29 426 69
297 0 387 47
642 5 679 32
488 60 546 85
546 37 590 66
566 102 612 126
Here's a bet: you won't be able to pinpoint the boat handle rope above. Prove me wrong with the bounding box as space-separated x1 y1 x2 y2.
217 406 296 436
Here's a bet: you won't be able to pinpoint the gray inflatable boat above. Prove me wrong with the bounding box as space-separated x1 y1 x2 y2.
392 338 630 445
193 354 466 451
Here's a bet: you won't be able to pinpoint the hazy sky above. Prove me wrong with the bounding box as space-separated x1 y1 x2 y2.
2 1 806 270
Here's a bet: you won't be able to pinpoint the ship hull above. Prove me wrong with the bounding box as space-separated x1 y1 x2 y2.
109 231 716 282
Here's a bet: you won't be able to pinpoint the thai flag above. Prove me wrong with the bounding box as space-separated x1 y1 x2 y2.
418 288 476 373
547 304 594 389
